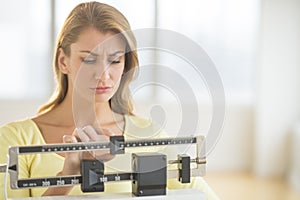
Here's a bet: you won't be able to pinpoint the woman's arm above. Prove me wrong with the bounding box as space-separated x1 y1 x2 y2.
42 134 81 196
0 124 31 198
42 127 114 196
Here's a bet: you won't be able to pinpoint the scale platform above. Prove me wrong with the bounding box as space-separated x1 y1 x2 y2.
10 189 205 200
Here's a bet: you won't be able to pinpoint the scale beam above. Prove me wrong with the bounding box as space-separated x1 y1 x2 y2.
14 136 197 155
3 135 205 193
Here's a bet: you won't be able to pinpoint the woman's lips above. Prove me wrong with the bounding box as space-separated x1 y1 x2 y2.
91 86 112 94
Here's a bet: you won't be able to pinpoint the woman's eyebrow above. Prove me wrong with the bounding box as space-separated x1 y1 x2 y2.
108 50 125 56
79 50 124 57
79 50 99 56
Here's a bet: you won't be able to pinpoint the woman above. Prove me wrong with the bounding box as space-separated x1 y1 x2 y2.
0 2 219 199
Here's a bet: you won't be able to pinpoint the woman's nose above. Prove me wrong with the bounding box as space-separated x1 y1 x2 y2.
101 69 110 81
95 68 110 81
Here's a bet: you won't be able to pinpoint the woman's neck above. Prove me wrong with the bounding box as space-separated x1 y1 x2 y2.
61 91 121 128
39 90 124 132
94 102 114 124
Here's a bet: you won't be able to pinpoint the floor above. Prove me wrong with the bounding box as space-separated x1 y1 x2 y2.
203 171 300 200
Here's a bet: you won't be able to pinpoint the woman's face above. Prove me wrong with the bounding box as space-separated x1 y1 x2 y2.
62 27 126 103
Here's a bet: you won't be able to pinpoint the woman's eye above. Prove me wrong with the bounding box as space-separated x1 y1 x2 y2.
82 57 97 64
108 57 122 64
110 60 121 64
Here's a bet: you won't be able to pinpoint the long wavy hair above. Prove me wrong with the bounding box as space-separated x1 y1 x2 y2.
38 1 138 115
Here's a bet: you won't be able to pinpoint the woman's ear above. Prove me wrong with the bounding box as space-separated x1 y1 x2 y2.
58 48 70 74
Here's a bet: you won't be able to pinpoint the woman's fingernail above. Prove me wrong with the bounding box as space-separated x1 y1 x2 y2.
71 135 78 143
63 135 72 143
75 127 82 133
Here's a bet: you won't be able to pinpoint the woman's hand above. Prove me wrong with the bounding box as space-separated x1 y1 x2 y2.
59 133 82 175
42 132 81 196
43 126 115 196
59 126 115 176
76 125 115 162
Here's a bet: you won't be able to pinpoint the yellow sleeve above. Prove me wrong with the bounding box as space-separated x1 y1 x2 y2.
0 123 31 198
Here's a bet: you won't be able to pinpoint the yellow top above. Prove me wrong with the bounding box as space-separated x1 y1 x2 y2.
0 115 219 199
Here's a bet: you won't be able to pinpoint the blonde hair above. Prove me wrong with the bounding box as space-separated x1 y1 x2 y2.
38 1 138 115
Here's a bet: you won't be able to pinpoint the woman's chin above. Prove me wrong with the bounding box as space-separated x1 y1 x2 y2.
94 94 112 103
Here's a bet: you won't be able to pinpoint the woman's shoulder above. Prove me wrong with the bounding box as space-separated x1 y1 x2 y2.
0 118 41 145
0 118 36 133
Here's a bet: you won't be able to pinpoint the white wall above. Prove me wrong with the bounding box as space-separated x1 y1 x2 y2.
133 99 254 172
208 102 254 171
0 100 44 126
254 0 300 177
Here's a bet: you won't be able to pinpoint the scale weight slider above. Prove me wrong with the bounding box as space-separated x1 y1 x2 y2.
110 136 125 154
81 159 104 192
132 152 167 196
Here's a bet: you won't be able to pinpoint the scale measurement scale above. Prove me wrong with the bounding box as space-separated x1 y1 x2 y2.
5 136 205 189
17 173 135 188
18 137 197 154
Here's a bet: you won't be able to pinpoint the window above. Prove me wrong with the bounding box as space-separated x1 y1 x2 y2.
0 0 258 102
156 0 259 102
0 0 52 99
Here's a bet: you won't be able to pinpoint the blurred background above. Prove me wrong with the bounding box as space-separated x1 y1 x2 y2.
0 0 300 199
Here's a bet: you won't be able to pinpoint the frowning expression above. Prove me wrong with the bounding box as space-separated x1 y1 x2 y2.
64 27 126 102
